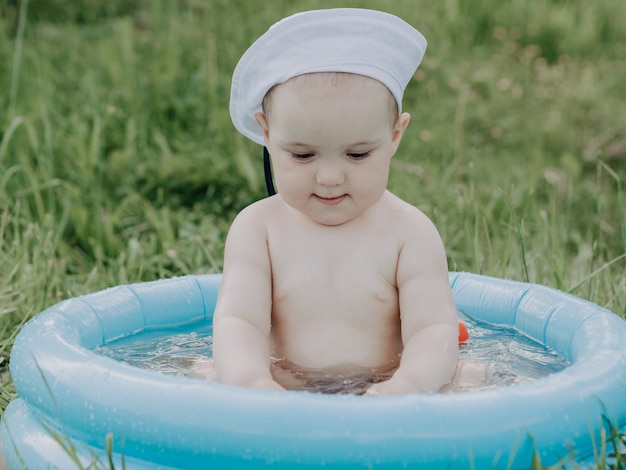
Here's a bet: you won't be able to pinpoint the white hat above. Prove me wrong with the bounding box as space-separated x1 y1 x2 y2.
229 8 427 146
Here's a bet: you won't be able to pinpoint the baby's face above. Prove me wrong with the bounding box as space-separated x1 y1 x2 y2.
256 73 409 227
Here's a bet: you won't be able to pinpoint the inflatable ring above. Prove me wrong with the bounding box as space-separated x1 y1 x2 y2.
2 272 626 469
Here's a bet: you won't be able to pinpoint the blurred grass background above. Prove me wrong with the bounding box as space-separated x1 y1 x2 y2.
0 0 625 418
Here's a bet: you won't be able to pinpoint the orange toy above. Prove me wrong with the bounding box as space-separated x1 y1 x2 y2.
458 321 469 344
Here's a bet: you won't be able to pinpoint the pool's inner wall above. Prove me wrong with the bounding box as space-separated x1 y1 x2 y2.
2 273 626 469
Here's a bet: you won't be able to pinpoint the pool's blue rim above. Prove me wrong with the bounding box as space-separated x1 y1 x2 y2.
2 272 626 469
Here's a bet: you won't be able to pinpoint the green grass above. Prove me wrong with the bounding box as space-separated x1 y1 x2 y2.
1 0 625 467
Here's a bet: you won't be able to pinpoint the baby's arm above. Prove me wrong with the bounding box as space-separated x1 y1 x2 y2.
212 204 284 391
367 214 458 395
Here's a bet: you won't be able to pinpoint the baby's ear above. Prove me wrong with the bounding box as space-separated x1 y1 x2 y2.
255 112 270 142
391 112 411 150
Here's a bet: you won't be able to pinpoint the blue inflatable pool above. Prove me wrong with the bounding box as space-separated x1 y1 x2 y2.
2 272 626 468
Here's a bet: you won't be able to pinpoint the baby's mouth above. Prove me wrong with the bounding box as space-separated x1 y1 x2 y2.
314 194 346 206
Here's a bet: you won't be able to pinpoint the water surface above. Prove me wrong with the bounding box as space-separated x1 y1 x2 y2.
94 315 569 394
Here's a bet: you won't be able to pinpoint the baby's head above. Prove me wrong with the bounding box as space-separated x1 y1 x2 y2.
249 69 413 226
230 8 427 146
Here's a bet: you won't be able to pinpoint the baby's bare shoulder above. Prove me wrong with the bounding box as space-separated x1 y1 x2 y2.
224 197 286 257
384 193 439 237
230 196 281 230
383 193 447 270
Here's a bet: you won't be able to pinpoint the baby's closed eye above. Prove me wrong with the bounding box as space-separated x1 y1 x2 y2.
347 151 371 160
289 152 315 161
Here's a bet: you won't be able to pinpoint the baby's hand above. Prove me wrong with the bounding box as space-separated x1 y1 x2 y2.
186 358 217 380
248 377 286 391
364 376 417 396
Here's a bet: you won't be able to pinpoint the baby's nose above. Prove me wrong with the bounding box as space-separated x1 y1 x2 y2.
316 162 345 186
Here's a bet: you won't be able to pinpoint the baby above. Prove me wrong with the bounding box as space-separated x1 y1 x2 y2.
212 9 474 395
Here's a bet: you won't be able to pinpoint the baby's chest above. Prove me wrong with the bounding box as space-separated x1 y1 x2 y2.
270 240 399 314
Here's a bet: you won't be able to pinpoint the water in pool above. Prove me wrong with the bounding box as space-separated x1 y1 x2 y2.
94 315 569 394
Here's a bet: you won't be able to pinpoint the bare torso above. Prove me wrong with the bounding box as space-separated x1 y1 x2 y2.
266 192 409 371
213 188 462 394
